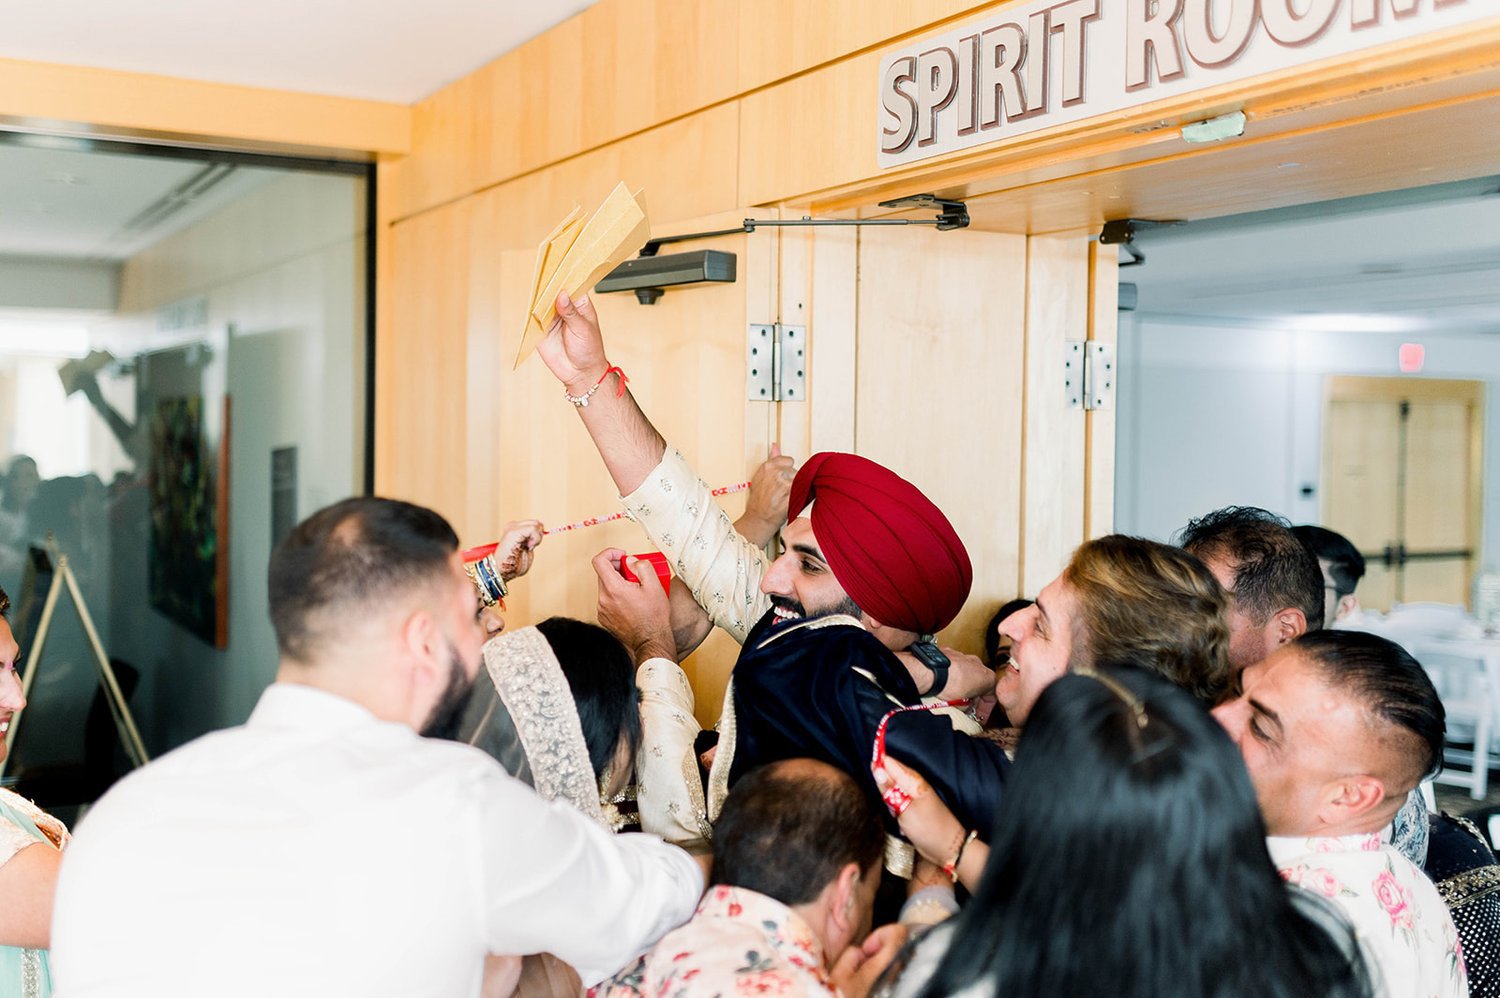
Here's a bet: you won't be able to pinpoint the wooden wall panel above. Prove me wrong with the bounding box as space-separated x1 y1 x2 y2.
801 227 858 457
465 102 741 253
738 51 879 209
374 199 472 516
389 72 492 221
389 0 740 222
737 0 985 93
579 0 741 140
852 226 1027 653
1019 236 1089 597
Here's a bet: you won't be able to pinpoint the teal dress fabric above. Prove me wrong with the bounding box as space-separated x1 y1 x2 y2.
0 788 60 998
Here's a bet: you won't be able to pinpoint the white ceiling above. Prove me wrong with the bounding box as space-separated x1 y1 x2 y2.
0 142 281 260
0 0 600 104
1123 183 1500 335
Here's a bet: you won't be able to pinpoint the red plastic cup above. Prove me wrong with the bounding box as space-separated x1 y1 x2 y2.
620 551 671 593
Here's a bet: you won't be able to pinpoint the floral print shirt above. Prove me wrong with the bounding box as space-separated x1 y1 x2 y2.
1267 832 1468 998
593 885 839 997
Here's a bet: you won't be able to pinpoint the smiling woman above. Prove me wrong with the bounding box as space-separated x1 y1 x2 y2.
0 585 68 998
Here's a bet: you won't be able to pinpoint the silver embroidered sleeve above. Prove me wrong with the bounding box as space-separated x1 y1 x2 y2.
635 658 711 847
618 447 771 644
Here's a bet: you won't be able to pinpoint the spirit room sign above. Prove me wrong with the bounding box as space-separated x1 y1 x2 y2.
877 0 1497 168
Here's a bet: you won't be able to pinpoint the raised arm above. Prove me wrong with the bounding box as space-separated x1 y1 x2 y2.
535 292 665 496
732 444 796 549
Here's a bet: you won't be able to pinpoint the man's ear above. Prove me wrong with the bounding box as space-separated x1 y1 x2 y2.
399 608 442 687
828 862 863 935
1319 774 1387 826
1336 594 1360 621
863 614 920 650
1268 607 1308 647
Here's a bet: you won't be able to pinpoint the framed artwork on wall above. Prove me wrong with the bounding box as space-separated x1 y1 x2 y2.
148 394 230 648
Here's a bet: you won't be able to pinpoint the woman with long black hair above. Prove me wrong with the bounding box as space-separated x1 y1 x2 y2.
876 663 1371 998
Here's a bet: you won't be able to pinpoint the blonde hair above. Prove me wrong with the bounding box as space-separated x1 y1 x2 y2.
1063 536 1232 705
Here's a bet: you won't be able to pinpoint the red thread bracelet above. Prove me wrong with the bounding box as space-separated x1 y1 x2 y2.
564 365 629 407
943 830 978 882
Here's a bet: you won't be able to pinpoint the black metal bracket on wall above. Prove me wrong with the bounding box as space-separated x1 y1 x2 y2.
596 194 970 303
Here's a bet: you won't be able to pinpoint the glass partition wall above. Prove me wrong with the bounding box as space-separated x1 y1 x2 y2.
0 136 370 819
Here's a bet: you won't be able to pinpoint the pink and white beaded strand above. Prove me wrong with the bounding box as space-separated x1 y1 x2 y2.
543 481 750 534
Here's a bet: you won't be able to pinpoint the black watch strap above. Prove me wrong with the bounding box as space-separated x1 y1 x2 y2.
924 659 950 697
909 639 951 696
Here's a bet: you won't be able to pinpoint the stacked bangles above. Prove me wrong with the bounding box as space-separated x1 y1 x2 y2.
461 543 508 607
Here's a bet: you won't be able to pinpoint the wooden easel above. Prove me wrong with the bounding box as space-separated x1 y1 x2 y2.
0 543 149 778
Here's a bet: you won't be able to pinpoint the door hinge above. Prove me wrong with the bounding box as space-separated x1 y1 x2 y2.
1065 340 1116 411
747 324 807 402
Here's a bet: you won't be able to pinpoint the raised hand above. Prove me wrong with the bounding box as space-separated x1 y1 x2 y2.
733 443 797 548
872 755 964 866
829 922 909 998
592 548 676 665
535 291 610 397
494 520 544 582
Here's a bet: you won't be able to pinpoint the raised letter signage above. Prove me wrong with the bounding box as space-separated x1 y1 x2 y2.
877 0 1496 168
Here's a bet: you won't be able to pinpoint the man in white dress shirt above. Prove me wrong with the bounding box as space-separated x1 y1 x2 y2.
1213 630 1467 997
50 496 702 997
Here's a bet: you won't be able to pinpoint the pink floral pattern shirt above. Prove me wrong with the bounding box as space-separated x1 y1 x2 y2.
592 885 839 998
1267 832 1468 998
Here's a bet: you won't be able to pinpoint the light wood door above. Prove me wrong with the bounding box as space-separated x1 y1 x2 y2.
788 226 1117 653
1323 377 1483 611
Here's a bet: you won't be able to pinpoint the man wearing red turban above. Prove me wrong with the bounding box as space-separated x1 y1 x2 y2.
780 451 972 637
537 292 1007 868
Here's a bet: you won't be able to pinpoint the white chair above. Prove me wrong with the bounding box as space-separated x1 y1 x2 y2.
1407 637 1496 800
1377 601 1472 647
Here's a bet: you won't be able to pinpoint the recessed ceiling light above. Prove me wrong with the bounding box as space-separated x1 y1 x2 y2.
45 172 85 186
1277 162 1302 169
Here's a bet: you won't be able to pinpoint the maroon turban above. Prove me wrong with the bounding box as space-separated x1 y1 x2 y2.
787 452 972 635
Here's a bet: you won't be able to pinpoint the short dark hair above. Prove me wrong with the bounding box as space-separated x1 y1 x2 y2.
1295 630 1446 788
711 759 885 906
0 584 9 618
267 497 460 662
535 616 643 779
1179 507 1325 632
1292 525 1366 599
984 598 1033 664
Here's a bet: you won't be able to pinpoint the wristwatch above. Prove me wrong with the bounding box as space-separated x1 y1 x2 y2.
909 639 950 696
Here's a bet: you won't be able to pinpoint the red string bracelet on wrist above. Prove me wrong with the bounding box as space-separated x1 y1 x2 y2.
564 365 629 407
943 829 978 882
